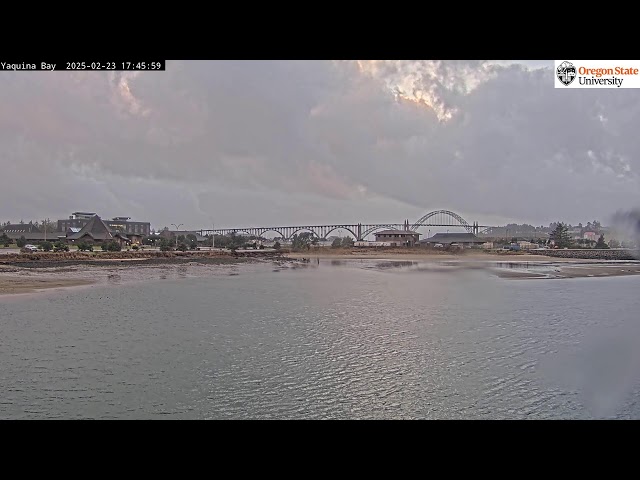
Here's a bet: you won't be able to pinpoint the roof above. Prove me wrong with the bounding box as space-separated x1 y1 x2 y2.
2 223 41 233
2 231 66 240
421 233 483 244
67 215 117 241
67 227 82 233
375 229 421 236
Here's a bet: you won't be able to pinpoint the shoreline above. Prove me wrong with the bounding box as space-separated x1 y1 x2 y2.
0 276 96 296
1 250 639 298
284 250 635 263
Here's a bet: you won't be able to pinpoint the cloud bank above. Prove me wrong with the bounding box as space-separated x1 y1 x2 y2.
1 60 639 229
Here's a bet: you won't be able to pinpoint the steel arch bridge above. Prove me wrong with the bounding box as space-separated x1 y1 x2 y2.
410 210 475 233
199 210 491 241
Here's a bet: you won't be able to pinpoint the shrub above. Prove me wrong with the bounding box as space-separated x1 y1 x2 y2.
41 241 53 252
159 238 172 251
177 242 188 252
53 241 69 252
132 244 139 250
100 241 109 251
16 236 27 248
107 241 122 252
77 242 91 252
274 241 281 251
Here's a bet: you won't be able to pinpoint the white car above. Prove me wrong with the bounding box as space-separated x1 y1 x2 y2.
23 244 38 252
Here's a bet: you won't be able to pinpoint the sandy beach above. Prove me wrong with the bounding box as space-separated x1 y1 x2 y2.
0 276 95 295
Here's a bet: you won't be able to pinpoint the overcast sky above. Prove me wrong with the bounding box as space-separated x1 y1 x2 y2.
1 60 639 231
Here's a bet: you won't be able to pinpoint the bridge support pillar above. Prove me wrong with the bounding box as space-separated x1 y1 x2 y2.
357 223 362 241
473 221 478 235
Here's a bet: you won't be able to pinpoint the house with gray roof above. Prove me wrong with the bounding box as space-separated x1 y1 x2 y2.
420 232 484 247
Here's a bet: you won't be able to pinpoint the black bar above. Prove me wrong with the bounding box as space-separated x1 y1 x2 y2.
0 60 165 71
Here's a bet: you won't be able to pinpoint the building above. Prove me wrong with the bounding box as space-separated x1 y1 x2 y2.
2 223 41 234
583 231 598 242
420 232 485 248
374 221 421 247
160 229 209 245
66 215 130 246
0 223 66 243
58 212 151 237
517 241 537 250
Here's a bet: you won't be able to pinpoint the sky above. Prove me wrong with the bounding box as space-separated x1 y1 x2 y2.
1 60 639 232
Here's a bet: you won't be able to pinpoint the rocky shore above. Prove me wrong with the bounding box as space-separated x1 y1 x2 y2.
527 249 640 260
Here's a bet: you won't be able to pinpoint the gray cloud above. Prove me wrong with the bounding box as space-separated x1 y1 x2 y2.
1 60 639 229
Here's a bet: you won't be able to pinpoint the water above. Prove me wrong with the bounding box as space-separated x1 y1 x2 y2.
2 259 640 419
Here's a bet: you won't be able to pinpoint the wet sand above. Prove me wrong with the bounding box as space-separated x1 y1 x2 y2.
490 262 640 279
285 250 596 262
287 250 640 280
0 276 95 295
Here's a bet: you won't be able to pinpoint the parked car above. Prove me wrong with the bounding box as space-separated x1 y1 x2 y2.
21 244 38 253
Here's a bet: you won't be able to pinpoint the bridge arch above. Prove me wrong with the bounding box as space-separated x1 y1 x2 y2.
289 228 321 239
257 229 287 240
324 226 358 240
411 210 472 233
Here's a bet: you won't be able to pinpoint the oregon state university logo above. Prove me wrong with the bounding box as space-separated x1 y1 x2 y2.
557 61 576 86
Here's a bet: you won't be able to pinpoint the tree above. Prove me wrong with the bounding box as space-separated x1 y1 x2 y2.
595 234 608 249
331 238 342 248
0 232 10 246
16 236 27 248
273 241 281 251
550 222 572 248
291 232 313 251
341 237 354 248
41 241 53 252
159 238 173 251
177 242 188 252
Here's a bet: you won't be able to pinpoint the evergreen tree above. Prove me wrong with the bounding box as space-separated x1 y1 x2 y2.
550 222 572 248
595 234 608 249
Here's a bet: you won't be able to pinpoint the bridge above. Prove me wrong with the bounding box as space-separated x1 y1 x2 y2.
198 210 494 241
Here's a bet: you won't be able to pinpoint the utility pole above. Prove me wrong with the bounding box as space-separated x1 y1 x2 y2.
171 223 183 248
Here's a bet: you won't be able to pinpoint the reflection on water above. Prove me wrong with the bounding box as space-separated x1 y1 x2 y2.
1 259 640 419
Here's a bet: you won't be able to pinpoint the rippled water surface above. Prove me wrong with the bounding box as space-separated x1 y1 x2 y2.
2 260 640 419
